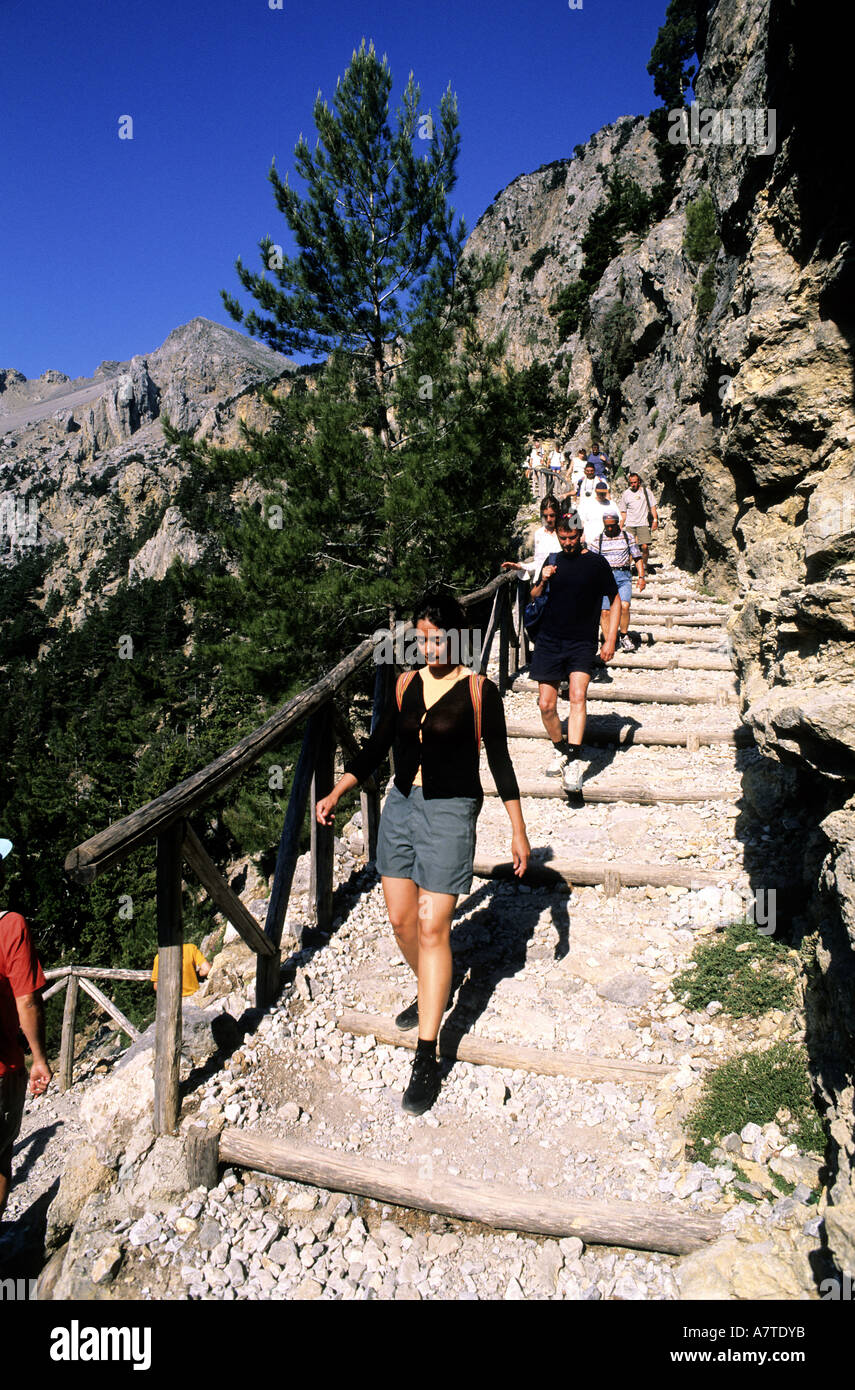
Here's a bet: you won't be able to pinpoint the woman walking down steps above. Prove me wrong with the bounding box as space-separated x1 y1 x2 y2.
316 591 530 1116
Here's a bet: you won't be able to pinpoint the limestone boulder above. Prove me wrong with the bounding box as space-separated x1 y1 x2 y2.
820 797 855 953
79 1047 155 1168
49 1191 135 1301
744 685 855 780
122 1135 190 1210
45 1142 116 1252
825 1200 855 1280
677 1229 817 1300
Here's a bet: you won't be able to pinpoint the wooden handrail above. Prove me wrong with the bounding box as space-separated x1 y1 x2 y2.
61 567 521 1132
63 572 518 885
44 966 152 982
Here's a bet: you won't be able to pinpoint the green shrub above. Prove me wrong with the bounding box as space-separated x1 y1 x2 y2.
672 918 796 1017
549 280 590 337
696 263 717 318
688 1043 825 1157
683 190 720 263
657 424 667 445
521 245 552 282
599 302 637 394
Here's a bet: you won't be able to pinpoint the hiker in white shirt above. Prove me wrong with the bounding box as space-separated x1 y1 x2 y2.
619 472 659 569
502 496 560 583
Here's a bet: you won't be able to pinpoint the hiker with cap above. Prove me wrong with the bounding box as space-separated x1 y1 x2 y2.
0 838 51 1219
592 506 645 654
581 480 613 547
528 510 620 793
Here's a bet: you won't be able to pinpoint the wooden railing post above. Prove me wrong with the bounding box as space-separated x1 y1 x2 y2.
497 585 510 696
476 587 503 677
507 580 521 683
362 662 388 860
154 819 184 1136
58 973 78 1092
310 703 336 935
257 712 325 1007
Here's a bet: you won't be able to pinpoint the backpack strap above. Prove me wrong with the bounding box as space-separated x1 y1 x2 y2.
469 673 486 749
395 670 418 709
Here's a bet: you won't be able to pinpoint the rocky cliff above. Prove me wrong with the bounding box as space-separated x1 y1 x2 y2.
466 0 854 1202
0 318 293 614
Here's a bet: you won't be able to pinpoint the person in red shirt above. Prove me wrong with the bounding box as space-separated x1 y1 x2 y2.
0 838 51 1218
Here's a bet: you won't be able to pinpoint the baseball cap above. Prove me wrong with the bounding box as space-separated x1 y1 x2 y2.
0 839 12 859
602 505 620 519
595 481 609 493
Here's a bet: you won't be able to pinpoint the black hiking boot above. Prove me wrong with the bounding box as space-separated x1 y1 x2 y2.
401 1051 441 1115
394 990 454 1031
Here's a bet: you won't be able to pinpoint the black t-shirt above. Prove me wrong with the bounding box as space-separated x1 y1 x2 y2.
539 549 618 642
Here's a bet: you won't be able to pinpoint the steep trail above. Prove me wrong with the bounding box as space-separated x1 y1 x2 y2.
7 564 819 1301
164 561 784 1295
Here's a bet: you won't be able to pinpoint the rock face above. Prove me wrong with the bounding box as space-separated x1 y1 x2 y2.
466 0 855 1201
0 317 293 614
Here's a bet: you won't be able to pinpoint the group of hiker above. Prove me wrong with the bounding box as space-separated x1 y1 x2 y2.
314 448 661 1114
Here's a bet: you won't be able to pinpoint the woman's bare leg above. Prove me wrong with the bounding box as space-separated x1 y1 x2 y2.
382 876 420 976
416 889 457 1039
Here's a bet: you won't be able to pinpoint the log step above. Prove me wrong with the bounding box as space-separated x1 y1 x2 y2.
337 1010 673 1082
505 718 751 747
482 779 740 804
512 653 734 673
473 856 722 891
606 653 733 671
634 628 727 645
217 1129 722 1255
629 610 726 626
509 679 735 706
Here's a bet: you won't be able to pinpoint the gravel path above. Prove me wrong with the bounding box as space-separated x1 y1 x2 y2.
0 566 824 1299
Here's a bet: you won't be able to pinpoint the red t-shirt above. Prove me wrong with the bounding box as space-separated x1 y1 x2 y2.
0 911 46 1075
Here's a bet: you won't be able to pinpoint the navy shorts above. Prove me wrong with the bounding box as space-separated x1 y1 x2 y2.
375 785 479 896
529 632 598 684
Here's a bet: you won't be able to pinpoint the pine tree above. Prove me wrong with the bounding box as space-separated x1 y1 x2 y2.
198 40 550 683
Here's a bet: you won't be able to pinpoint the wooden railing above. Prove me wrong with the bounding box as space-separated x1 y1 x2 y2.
64 570 527 1135
43 965 151 1090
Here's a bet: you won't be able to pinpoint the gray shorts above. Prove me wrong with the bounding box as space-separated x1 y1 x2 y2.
627 524 652 545
0 1069 27 1171
376 785 479 896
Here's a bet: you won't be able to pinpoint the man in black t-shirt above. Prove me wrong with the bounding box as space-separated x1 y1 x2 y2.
528 512 620 792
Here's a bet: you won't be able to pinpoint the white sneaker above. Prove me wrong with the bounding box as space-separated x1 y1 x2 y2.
546 748 569 777
562 760 584 793
620 634 635 653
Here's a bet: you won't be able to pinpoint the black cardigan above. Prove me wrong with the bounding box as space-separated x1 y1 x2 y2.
344 672 520 803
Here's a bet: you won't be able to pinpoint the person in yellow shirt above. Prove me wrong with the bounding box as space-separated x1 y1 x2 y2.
151 942 210 997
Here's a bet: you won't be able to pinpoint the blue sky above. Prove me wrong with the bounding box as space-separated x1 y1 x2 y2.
2 0 671 380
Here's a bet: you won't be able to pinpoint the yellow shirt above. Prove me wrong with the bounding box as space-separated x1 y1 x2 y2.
412 665 472 787
151 942 207 996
